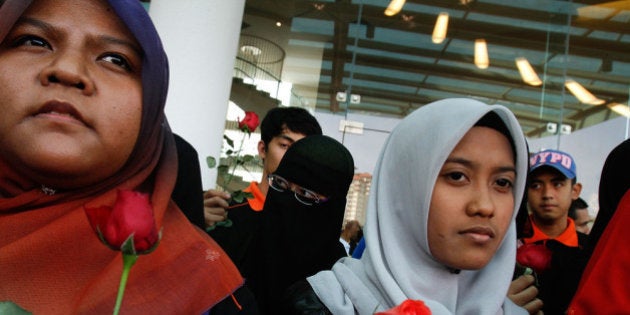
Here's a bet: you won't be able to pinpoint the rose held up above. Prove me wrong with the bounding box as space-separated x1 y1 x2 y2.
85 189 160 254
516 243 552 275
238 111 260 133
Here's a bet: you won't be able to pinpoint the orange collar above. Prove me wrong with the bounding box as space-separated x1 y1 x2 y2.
243 181 265 211
523 215 579 247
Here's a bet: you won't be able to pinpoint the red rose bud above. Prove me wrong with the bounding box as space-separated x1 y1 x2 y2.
516 243 552 275
376 299 432 315
85 190 160 254
238 111 260 133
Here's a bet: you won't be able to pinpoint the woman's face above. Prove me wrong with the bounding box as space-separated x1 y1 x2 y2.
0 0 142 189
428 126 516 270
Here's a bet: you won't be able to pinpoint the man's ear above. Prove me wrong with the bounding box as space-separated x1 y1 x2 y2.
571 182 583 200
257 140 266 160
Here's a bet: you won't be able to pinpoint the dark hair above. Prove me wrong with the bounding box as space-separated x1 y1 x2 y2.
260 107 322 147
568 197 589 220
474 111 516 159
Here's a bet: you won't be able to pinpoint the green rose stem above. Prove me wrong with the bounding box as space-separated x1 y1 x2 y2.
113 253 138 315
225 132 247 188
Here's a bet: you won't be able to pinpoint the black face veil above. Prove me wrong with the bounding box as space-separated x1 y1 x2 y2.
253 135 355 314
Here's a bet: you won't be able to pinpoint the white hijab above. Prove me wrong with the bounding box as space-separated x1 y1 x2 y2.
308 98 528 315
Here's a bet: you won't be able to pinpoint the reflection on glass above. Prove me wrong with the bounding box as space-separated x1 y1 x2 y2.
432 12 449 44
565 80 605 106
384 0 405 16
474 39 489 69
516 58 542 87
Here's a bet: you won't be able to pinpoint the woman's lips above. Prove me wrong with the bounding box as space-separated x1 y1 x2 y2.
460 226 495 243
34 100 86 126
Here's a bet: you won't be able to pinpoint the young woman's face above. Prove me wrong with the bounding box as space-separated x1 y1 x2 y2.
428 126 516 270
0 0 142 188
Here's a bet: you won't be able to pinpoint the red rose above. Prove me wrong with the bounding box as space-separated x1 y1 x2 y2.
85 190 159 253
516 243 552 275
238 111 260 133
376 299 432 315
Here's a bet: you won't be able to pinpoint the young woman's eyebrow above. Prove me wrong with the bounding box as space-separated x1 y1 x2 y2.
496 166 517 174
445 157 515 173
444 157 473 168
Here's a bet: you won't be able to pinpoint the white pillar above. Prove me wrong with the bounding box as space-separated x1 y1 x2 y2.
149 0 246 190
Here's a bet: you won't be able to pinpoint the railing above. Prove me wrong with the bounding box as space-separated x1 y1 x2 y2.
232 34 311 109
234 34 284 98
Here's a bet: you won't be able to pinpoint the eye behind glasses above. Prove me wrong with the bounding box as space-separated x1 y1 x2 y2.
267 174 329 206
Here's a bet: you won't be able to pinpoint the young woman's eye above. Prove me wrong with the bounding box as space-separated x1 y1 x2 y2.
100 53 132 71
445 172 467 183
495 178 513 189
13 35 51 49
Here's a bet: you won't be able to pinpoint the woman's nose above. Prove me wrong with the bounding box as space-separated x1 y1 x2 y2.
466 187 495 217
39 51 94 95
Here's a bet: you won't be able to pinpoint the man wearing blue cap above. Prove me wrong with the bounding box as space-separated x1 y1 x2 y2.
520 149 588 314
526 149 582 241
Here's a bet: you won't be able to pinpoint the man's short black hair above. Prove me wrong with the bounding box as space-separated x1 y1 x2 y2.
260 107 322 146
568 197 589 220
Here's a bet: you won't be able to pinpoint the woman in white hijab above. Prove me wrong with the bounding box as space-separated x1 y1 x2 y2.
289 98 529 315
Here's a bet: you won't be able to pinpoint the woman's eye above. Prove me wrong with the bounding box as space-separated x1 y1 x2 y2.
100 53 132 71
496 178 513 189
274 179 289 190
446 172 466 182
14 35 50 49
301 189 317 199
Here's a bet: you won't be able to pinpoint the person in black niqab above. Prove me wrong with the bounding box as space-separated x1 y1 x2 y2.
249 135 355 315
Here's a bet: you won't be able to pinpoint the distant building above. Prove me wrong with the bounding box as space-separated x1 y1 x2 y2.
343 173 372 226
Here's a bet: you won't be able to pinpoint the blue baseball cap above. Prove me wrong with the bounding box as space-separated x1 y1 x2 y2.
529 149 577 179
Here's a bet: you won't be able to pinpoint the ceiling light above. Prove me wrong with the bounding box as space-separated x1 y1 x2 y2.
608 103 630 117
432 13 449 44
384 0 405 16
515 57 542 86
565 79 605 105
474 39 489 69
240 45 262 56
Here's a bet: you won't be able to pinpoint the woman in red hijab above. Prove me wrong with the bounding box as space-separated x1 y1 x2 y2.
567 139 630 314
0 0 251 313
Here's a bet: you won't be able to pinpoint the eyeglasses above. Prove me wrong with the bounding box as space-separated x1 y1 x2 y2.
267 174 329 206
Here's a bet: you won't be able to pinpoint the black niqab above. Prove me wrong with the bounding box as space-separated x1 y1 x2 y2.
252 135 355 314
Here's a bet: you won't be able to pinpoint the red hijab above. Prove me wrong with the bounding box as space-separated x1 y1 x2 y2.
567 139 630 314
0 0 243 313
567 190 630 314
